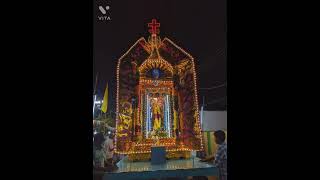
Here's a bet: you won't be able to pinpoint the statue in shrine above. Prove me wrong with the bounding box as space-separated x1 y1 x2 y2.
151 97 162 131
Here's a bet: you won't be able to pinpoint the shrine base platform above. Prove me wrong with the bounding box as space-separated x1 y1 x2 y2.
103 156 219 180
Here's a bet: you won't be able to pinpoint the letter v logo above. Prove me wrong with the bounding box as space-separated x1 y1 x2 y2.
99 6 107 14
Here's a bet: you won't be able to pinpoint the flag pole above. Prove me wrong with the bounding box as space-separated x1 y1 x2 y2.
93 72 99 118
94 72 99 95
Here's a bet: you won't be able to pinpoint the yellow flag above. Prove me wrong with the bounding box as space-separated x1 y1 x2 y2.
101 83 108 113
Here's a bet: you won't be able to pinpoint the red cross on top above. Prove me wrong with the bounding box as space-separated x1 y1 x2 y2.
148 19 160 35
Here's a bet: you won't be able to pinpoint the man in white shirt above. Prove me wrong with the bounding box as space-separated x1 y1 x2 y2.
104 132 115 165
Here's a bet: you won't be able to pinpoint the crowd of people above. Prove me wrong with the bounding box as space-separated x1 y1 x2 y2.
93 129 227 180
93 130 118 177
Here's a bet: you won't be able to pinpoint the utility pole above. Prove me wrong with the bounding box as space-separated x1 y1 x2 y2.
200 96 205 129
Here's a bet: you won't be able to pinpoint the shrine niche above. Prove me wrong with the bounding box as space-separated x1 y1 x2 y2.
115 19 203 161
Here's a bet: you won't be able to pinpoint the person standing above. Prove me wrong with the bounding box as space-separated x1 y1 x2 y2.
104 132 115 166
200 130 227 180
94 132 106 168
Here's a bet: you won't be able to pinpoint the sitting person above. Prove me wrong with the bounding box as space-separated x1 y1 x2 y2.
200 130 227 180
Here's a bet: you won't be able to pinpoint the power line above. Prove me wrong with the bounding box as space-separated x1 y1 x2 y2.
200 82 227 90
205 96 227 105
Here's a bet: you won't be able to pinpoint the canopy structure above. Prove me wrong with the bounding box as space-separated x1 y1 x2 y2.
115 19 203 161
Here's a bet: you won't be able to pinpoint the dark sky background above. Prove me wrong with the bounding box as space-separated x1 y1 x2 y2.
94 0 226 113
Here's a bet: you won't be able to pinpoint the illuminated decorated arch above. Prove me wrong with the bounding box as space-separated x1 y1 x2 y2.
115 19 203 160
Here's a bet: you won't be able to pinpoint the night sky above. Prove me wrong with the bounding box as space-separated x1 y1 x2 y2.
94 0 226 113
